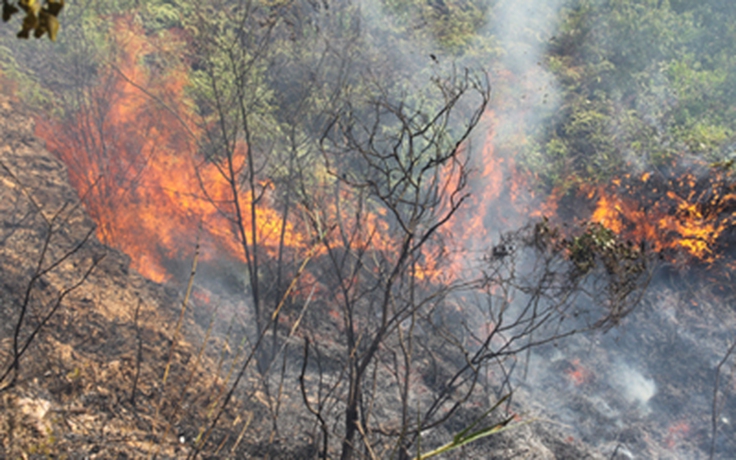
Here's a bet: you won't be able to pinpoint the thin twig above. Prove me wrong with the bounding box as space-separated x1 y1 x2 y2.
710 338 736 459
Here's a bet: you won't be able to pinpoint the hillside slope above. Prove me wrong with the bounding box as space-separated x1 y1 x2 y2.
0 96 225 457
0 96 603 459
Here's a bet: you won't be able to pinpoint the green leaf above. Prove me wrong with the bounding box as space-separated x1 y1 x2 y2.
45 12 57 40
45 0 62 17
18 0 38 14
34 9 47 38
3 1 19 22
453 393 510 442
17 10 36 38
413 393 537 459
35 8 59 40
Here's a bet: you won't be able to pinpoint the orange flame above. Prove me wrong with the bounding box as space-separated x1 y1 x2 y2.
33 16 452 287
565 358 592 386
31 17 736 287
581 170 736 264
437 110 527 280
664 420 690 449
35 17 306 282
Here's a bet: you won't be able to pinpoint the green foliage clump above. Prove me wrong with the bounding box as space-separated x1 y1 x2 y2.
521 0 736 190
530 217 650 327
567 222 642 275
2 0 63 40
381 0 492 55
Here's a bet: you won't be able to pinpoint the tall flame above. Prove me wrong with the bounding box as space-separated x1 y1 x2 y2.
31 18 736 286
35 17 305 282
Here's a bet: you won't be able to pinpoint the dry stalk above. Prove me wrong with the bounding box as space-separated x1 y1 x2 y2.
153 232 200 439
130 298 143 406
710 338 736 459
154 305 218 458
162 231 201 386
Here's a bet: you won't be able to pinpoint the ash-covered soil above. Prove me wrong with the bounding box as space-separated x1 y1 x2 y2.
0 96 223 457
0 95 606 458
518 269 736 459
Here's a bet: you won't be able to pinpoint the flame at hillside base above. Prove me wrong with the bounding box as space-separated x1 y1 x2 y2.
34 17 308 283
32 16 456 288
29 17 736 289
574 169 736 266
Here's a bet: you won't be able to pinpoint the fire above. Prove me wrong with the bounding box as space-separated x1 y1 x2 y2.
437 110 534 280
29 17 736 288
579 169 736 264
664 420 690 449
32 16 453 288
34 17 306 282
565 358 592 386
192 287 211 305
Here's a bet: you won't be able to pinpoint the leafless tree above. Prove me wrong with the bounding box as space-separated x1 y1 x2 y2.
171 1 658 458
311 64 490 459
2 1 655 457
0 155 103 393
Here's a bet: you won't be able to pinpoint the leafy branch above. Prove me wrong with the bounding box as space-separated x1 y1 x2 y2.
2 0 63 40
415 394 533 460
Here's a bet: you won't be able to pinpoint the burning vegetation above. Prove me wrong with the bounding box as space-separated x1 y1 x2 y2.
583 167 736 266
2 0 736 458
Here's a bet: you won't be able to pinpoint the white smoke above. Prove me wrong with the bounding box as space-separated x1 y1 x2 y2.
489 0 565 145
611 359 657 409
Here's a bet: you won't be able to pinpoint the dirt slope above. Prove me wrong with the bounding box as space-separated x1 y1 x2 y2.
0 96 225 458
0 97 604 459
